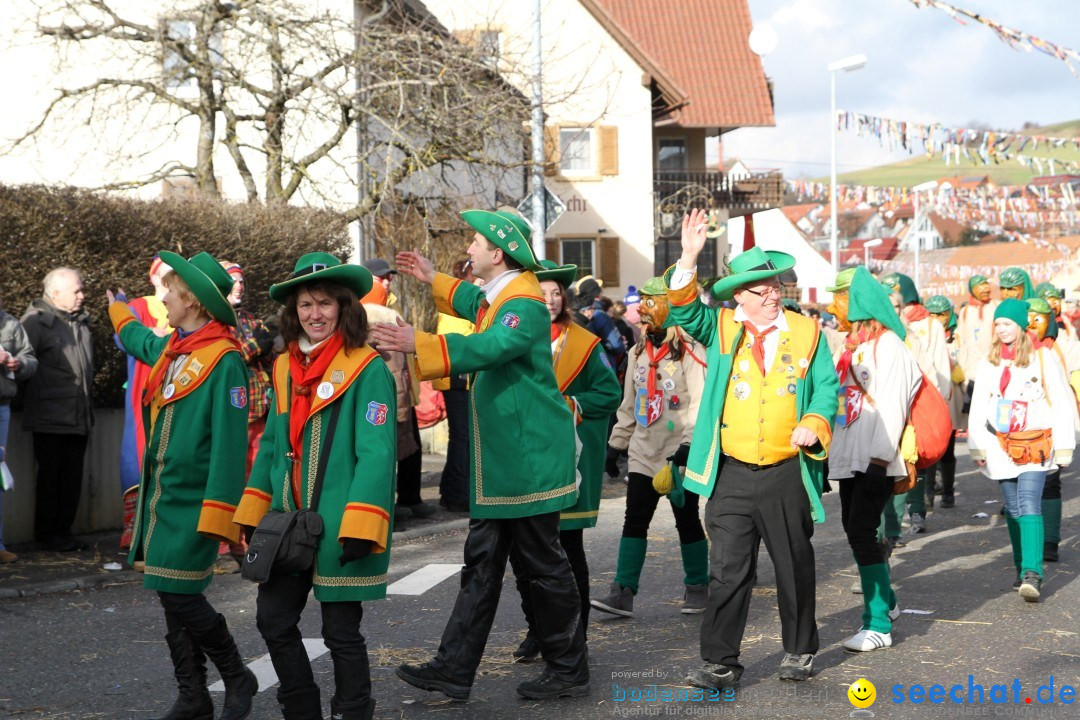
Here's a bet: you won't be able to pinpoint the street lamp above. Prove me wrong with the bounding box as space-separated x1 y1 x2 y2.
911 180 939 289
828 54 867 273
864 238 883 269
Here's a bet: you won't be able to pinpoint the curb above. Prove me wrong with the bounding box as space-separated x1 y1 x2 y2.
0 519 471 600
0 569 142 599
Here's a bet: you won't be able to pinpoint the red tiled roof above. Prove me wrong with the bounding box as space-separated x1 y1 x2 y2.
582 0 774 128
781 203 819 224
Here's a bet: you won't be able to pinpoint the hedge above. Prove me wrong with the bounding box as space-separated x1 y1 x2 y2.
0 184 350 407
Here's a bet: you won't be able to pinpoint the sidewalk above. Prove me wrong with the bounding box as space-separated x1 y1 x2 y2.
1 454 480 599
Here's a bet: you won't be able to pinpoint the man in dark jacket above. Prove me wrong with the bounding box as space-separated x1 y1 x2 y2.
0 302 38 562
21 267 94 551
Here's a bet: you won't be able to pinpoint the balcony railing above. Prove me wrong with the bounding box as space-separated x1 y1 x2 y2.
653 170 784 238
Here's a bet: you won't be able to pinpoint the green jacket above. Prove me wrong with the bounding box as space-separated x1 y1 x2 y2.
553 322 622 530
664 277 838 523
111 304 249 593
235 346 397 602
415 272 578 519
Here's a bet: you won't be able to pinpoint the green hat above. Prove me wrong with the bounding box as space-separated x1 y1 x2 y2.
158 251 237 326
999 267 1035 299
924 294 953 314
847 266 906 340
534 259 578 288
879 272 901 291
708 246 796 301
1028 297 1052 315
968 275 988 294
994 298 1030 328
640 276 667 296
782 298 802 313
884 272 920 305
269 252 373 304
460 209 543 271
1035 281 1062 300
826 267 856 293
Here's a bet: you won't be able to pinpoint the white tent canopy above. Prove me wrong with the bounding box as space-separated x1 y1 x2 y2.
727 209 835 304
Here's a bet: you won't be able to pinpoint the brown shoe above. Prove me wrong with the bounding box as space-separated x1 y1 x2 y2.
0 549 17 563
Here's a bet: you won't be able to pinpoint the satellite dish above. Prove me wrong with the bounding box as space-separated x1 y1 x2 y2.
748 24 778 57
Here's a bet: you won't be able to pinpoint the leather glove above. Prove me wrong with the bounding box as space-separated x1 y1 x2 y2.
666 443 691 469
605 445 623 477
339 538 373 566
864 462 888 479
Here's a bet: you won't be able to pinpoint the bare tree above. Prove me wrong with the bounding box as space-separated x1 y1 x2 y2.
10 0 539 219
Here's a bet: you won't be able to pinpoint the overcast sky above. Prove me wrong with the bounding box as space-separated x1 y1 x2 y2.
719 0 1080 179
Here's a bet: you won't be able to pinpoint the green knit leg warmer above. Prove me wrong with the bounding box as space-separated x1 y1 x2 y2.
1018 514 1045 578
881 494 904 542
1042 499 1062 545
613 537 648 595
1005 513 1022 572
858 563 895 634
680 539 709 587
906 473 927 515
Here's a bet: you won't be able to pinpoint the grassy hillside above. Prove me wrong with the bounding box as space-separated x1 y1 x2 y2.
826 119 1080 188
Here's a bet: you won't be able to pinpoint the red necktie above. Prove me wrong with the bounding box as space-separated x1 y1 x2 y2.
742 321 777 375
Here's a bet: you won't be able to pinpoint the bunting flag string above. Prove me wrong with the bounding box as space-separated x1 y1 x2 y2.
836 110 1080 171
908 0 1080 81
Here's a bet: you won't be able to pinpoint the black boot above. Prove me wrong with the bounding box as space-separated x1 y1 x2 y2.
939 461 956 508
150 628 214 720
278 686 322 720
196 614 258 720
330 696 375 720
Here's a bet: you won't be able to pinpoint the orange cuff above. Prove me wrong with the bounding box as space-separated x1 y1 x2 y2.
666 266 699 307
339 503 391 554
797 413 833 461
109 302 137 333
414 331 451 381
433 273 462 317
233 487 272 529
197 500 240 544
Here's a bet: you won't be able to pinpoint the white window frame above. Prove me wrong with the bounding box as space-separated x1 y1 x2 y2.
559 127 595 176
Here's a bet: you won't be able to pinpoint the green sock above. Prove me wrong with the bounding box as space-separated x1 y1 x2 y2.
1018 515 1044 577
1005 513 1022 572
1042 499 1062 545
613 537 648 594
680 539 709 587
858 563 894 633
906 474 927 515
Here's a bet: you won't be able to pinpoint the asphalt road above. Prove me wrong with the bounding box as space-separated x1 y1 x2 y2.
2 448 1078 719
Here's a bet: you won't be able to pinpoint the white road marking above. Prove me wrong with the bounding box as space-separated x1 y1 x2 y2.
210 638 328 693
387 563 462 595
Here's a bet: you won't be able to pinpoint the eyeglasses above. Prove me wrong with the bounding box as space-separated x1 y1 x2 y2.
744 286 781 299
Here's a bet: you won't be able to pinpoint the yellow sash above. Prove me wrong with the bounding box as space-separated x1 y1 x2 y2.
476 272 545 334
273 345 380 418
554 322 601 393
148 339 239 430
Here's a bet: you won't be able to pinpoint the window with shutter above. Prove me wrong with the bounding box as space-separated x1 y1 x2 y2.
559 127 594 174
545 239 559 263
599 126 619 176
544 125 560 176
599 236 620 287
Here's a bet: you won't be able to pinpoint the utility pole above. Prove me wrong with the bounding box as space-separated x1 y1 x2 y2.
529 0 546 257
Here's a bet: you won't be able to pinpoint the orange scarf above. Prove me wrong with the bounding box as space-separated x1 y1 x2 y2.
286 332 345 505
143 321 240 406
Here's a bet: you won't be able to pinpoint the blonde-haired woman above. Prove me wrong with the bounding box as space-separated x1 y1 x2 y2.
968 299 1075 601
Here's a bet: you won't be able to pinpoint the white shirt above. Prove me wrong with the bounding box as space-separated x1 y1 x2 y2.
481 269 523 305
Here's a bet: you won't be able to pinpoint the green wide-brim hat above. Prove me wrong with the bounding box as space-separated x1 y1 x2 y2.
269 252 373 304
158 250 237 326
534 259 578 288
460 209 543 272
826 267 857 293
709 246 796 301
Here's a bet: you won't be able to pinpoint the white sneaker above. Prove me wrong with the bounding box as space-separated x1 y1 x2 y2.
843 629 892 652
851 579 863 594
888 604 901 622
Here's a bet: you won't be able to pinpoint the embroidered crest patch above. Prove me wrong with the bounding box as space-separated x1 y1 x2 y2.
230 386 248 409
600 351 613 370
366 401 388 426
501 313 521 329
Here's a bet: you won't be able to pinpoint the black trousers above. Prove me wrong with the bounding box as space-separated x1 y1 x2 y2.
397 415 423 506
699 457 817 674
511 528 590 636
33 432 88 542
839 473 893 566
1043 468 1061 500
439 389 469 505
256 570 371 708
623 471 706 543
158 591 222 639
432 513 588 685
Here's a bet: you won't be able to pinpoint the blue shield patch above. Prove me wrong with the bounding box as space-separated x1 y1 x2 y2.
366 401 388 426
230 387 248 409
501 312 520 329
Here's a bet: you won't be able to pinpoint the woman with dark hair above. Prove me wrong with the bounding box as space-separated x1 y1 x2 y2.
509 260 622 661
234 253 397 720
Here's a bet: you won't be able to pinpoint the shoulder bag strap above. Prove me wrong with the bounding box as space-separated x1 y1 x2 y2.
308 399 343 512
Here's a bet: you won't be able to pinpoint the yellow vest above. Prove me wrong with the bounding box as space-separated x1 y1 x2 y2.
720 328 800 465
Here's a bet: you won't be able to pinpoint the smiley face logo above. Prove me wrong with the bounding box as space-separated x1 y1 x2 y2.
848 678 876 709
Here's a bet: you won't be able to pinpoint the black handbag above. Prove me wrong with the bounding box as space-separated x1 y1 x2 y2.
242 401 341 583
